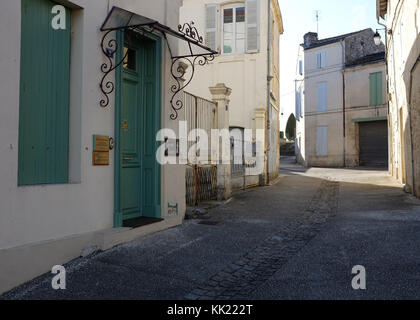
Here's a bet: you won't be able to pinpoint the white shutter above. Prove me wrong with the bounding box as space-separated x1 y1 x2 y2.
205 4 218 51
317 82 327 112
317 52 326 68
245 0 259 53
296 88 302 119
317 126 328 156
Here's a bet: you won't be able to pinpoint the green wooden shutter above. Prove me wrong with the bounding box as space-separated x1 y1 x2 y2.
370 73 376 106
376 72 383 106
370 72 383 106
19 0 71 185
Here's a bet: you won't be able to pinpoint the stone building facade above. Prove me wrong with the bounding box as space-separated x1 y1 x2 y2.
180 0 283 187
377 0 420 197
296 29 388 167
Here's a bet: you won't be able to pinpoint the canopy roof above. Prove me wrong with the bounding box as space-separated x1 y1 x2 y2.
101 6 217 59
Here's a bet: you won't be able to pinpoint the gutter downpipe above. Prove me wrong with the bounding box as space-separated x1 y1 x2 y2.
341 40 346 167
266 0 272 185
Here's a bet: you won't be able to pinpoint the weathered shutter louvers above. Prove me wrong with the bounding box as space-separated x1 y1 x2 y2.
205 4 218 51
246 0 259 53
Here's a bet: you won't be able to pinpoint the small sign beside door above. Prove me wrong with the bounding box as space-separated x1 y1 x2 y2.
93 135 110 166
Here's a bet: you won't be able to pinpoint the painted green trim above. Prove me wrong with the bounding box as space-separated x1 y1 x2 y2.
113 30 163 227
369 71 383 106
18 0 71 186
352 116 388 123
155 33 163 218
114 30 124 228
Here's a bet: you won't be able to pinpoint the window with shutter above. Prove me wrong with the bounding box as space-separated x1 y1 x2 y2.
317 82 327 112
370 72 383 106
317 126 328 156
317 52 326 69
221 5 246 54
18 0 71 186
205 4 218 52
245 0 259 53
296 87 302 120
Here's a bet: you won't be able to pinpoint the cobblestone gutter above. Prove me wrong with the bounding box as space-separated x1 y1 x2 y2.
185 180 340 300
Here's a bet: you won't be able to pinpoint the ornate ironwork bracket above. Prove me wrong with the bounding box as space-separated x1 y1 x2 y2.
99 16 217 120
169 22 215 120
99 30 129 108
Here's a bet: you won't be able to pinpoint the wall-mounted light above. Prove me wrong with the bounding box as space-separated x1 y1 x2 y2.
374 30 382 46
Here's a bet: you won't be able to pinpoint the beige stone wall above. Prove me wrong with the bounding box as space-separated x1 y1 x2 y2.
383 0 420 196
344 62 388 166
302 42 345 167
300 41 387 167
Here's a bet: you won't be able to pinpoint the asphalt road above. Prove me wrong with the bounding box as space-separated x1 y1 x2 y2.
3 157 420 300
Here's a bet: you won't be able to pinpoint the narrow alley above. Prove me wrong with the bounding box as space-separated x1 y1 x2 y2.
3 157 420 300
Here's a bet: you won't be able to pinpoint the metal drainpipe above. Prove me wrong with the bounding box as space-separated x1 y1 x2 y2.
340 40 346 167
266 0 272 185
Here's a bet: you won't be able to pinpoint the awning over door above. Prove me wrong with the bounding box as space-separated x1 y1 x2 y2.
101 6 217 59
99 7 217 119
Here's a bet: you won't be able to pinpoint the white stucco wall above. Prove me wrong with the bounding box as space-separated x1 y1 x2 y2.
180 0 270 131
180 0 281 179
0 0 185 251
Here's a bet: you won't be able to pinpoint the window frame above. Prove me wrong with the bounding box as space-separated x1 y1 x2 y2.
222 4 246 55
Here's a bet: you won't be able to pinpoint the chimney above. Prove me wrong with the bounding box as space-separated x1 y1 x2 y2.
304 32 318 48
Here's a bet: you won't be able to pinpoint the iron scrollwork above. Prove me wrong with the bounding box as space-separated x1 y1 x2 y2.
100 30 131 108
169 22 215 120
170 55 214 120
99 20 215 119
178 21 203 44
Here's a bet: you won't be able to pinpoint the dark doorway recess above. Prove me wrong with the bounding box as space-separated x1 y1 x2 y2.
123 217 164 229
359 120 388 167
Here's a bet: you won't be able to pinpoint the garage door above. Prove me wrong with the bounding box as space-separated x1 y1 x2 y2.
359 121 388 167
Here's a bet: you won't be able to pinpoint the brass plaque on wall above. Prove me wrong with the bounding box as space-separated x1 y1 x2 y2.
93 151 110 166
93 135 110 152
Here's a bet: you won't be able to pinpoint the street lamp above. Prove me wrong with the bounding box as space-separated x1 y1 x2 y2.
374 30 382 46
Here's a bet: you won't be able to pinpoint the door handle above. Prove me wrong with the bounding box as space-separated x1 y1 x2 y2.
123 157 133 161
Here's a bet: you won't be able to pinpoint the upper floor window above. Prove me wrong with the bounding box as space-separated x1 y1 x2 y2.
317 52 326 69
370 72 383 106
205 0 260 54
317 82 328 112
223 6 246 54
299 60 303 75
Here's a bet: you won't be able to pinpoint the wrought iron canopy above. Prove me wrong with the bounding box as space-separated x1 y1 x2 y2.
100 6 217 119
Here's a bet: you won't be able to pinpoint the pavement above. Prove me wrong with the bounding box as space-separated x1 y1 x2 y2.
2 156 420 300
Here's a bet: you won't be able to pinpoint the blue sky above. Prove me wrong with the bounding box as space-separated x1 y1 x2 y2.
278 0 383 131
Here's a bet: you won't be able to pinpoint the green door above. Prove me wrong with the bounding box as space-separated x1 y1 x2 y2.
117 32 161 225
